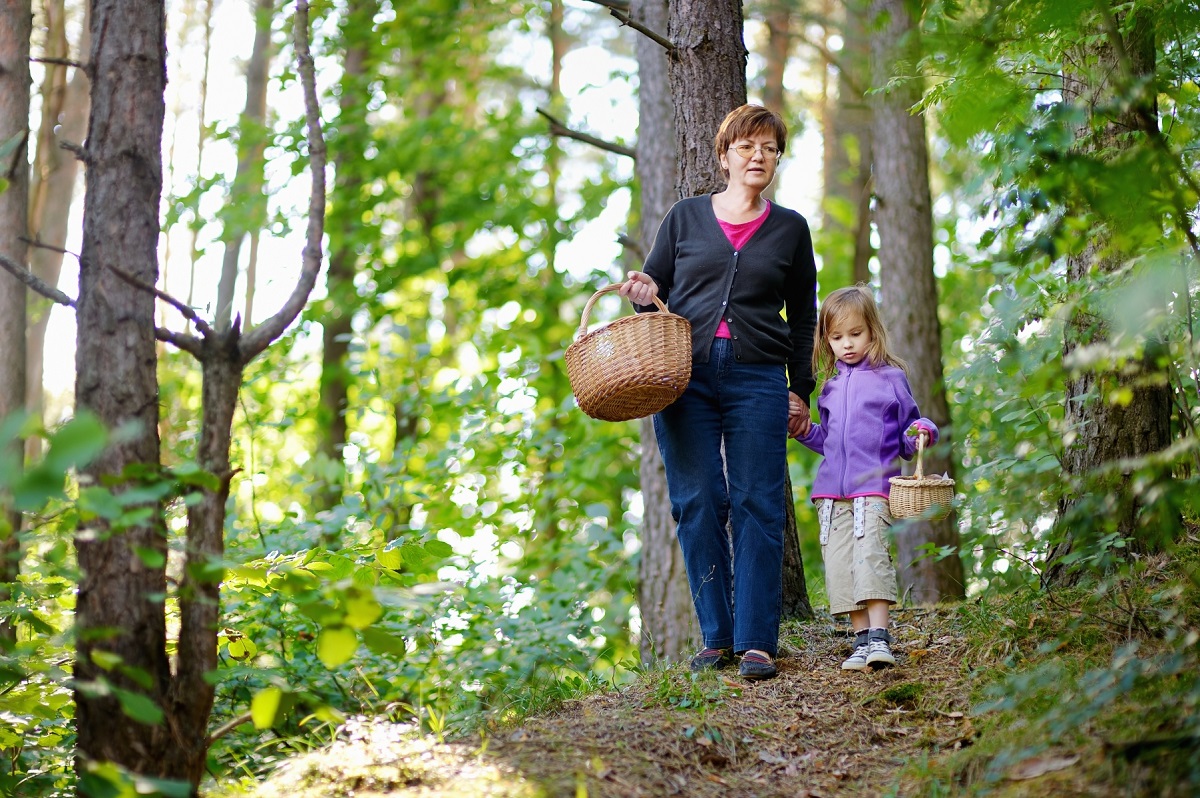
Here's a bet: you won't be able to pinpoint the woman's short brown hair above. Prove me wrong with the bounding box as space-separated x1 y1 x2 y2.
714 104 788 178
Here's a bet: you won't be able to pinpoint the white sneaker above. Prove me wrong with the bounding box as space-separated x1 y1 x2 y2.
841 642 870 671
866 637 896 669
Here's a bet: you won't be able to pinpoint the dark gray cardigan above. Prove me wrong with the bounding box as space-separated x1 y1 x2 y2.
637 194 818 400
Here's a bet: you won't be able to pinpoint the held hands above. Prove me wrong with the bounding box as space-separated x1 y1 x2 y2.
618 271 659 306
787 392 811 439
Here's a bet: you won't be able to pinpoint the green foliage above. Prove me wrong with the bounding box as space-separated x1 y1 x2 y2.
900 551 1200 796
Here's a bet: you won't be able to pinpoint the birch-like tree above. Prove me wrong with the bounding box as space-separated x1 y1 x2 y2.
869 0 965 602
0 0 32 642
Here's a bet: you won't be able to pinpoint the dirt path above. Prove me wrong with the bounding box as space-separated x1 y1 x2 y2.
248 609 977 797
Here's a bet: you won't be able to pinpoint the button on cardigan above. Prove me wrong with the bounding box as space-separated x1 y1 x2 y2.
636 194 819 400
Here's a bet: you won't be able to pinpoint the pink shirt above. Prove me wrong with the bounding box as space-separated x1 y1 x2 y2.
714 202 771 338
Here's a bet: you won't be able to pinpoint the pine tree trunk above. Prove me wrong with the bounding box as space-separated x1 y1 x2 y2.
0 0 32 641
869 0 964 603
632 0 698 663
1044 7 1173 587
73 0 172 781
668 0 746 199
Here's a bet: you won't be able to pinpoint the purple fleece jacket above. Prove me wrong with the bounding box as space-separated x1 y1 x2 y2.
798 360 938 500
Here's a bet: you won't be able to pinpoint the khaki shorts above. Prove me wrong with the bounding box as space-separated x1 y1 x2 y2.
818 497 898 616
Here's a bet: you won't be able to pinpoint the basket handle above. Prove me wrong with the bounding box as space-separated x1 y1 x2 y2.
577 283 669 337
914 433 926 479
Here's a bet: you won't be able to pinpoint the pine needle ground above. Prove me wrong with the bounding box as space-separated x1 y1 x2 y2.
231 540 1200 798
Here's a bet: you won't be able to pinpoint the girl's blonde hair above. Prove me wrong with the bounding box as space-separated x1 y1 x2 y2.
812 285 908 379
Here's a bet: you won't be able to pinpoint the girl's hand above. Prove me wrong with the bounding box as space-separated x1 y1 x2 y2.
618 271 659 306
788 392 811 438
907 423 931 446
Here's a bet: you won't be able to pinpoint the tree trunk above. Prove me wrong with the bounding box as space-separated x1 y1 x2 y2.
754 4 815 620
1044 6 1173 587
0 0 32 641
822 0 873 287
184 0 214 334
632 0 697 663
25 0 90 460
668 0 747 199
780 470 814 620
164 345 240 784
869 0 964 603
215 0 274 332
758 3 789 205
73 0 171 781
315 0 377 513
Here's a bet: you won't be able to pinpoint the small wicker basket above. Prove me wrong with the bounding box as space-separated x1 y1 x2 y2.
888 434 955 520
565 284 692 422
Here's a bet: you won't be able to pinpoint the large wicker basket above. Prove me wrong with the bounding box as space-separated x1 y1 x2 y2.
888 434 955 520
565 284 692 422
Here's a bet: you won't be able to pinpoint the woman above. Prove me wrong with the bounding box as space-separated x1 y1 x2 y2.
620 104 818 680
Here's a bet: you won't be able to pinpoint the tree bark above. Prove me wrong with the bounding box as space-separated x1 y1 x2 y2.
314 0 377 513
668 0 746 199
1044 6 1173 586
869 0 964 603
822 0 873 287
754 3 815 620
214 0 274 332
631 0 697 663
25 0 90 460
73 0 171 781
0 0 32 641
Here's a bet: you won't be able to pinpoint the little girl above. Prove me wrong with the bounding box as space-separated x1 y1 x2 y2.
792 285 937 671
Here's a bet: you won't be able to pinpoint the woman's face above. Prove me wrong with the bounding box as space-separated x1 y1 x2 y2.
719 129 781 193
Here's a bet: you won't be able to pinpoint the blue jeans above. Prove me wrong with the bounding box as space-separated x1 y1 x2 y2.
653 338 788 656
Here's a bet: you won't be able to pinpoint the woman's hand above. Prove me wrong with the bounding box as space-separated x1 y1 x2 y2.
787 392 811 439
618 271 659 306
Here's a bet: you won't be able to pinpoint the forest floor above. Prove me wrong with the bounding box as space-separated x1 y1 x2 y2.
233 565 1200 798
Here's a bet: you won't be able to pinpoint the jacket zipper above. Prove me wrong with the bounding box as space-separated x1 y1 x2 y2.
839 365 852 497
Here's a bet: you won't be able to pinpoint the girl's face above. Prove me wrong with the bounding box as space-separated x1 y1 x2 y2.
827 311 872 366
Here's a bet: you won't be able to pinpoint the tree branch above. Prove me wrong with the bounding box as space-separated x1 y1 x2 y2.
205 712 253 747
102 261 214 339
155 326 205 357
31 56 86 71
238 0 327 361
58 138 90 164
582 0 673 54
0 251 76 307
616 232 644 261
536 108 636 159
584 0 628 10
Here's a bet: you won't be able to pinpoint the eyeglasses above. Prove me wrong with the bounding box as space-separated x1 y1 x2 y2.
728 143 782 160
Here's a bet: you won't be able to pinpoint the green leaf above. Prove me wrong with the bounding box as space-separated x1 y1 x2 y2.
376 546 403 570
134 546 166 569
399 543 429 566
423 540 454 558
316 626 358 667
171 460 222 491
112 686 163 725
226 636 258 661
43 413 109 473
360 627 407 656
343 594 382 629
251 685 284 729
